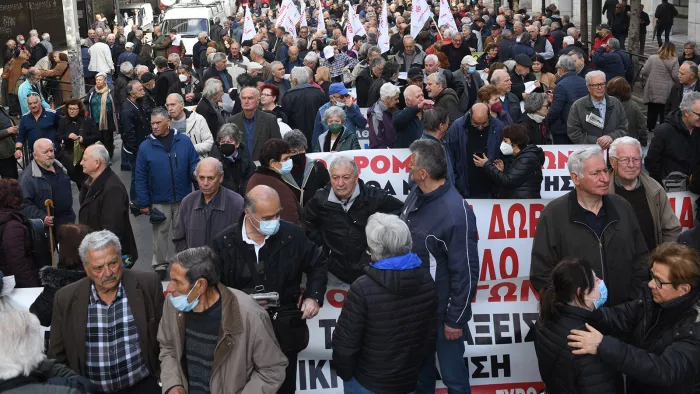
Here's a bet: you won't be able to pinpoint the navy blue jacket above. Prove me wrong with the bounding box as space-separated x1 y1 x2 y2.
546 72 589 142
17 109 62 156
592 47 626 83
392 105 424 149
401 182 479 328
134 129 200 207
446 112 504 198
509 41 536 59
117 51 139 68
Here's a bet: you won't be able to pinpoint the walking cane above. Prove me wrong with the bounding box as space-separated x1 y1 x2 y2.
44 199 55 267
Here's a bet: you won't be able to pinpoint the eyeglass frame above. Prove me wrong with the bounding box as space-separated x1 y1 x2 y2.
610 156 642 166
649 269 678 289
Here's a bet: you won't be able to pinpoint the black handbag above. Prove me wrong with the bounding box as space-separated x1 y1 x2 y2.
244 254 309 354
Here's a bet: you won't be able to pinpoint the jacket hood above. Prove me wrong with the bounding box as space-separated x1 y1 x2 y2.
520 144 545 165
664 108 692 134
39 265 86 288
0 210 24 226
364 253 426 296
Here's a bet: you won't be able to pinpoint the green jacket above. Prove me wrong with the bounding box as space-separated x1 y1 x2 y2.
151 34 171 58
314 128 361 152
0 106 16 159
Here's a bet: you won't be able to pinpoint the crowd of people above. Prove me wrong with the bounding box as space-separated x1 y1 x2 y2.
1 0 700 393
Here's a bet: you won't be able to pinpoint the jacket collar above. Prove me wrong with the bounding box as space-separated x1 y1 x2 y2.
148 128 181 141
254 165 282 180
83 166 113 197
193 187 227 211
584 94 613 109
566 189 621 225
215 283 244 336
287 83 315 93
30 159 67 178
607 170 663 197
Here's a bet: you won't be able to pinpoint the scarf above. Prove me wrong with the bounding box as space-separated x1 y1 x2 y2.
95 85 109 131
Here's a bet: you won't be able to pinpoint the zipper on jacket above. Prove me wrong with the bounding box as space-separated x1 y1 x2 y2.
168 153 177 202
174 152 178 168
573 220 618 282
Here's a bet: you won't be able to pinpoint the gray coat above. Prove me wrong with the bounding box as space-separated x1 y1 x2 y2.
172 186 245 252
226 109 281 161
567 94 629 144
640 55 679 104
452 70 484 113
19 160 75 226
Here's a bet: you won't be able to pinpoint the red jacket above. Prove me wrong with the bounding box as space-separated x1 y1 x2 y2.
592 34 613 55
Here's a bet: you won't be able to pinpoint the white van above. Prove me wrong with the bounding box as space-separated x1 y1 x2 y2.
161 2 227 56
120 3 156 33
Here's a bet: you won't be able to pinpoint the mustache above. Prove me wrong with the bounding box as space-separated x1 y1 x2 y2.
102 274 117 284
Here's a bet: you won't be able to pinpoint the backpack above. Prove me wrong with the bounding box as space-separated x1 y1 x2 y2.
0 217 51 265
662 171 689 192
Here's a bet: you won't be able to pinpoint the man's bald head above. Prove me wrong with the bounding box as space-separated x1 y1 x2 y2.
32 138 55 170
471 103 490 127
246 185 281 215
33 138 53 153
404 85 424 107
196 157 224 176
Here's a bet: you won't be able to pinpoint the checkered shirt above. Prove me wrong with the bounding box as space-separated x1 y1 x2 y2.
321 52 360 78
85 282 150 393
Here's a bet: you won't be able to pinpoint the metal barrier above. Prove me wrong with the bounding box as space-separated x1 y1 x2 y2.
37 77 94 113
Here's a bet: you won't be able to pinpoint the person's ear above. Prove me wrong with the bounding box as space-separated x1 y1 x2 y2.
678 283 691 296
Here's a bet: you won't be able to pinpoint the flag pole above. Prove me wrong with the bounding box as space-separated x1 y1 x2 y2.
430 14 443 40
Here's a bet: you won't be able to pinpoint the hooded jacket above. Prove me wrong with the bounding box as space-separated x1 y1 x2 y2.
645 109 700 184
432 88 462 125
483 144 545 198
332 253 437 393
0 210 40 288
29 266 86 326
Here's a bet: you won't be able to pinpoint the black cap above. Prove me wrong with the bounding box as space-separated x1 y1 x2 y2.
515 54 533 66
140 72 155 83
407 67 423 81
597 23 611 30
491 24 501 30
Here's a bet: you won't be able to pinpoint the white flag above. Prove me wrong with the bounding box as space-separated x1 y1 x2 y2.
242 5 257 42
275 0 293 28
345 3 366 44
410 0 430 38
378 0 390 53
317 2 325 32
281 4 300 38
300 0 307 27
438 0 458 35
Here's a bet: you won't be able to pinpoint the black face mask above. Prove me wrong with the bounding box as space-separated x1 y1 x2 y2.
220 143 237 157
291 153 306 166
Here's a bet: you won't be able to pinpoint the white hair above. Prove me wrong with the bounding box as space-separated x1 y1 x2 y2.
119 61 134 75
87 144 110 166
304 51 318 63
365 212 412 261
609 136 642 158
585 70 606 85
562 36 574 46
0 310 46 380
251 44 264 57
79 230 122 265
380 82 400 101
567 147 605 178
424 54 438 64
290 66 309 84
41 33 50 41
202 78 223 99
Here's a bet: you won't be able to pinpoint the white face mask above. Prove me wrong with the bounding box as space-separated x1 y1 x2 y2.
178 74 188 83
500 141 514 156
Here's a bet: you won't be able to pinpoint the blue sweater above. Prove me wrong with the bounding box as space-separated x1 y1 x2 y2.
17 109 61 155
134 129 200 206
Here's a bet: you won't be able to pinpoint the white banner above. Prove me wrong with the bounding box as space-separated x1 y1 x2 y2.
317 2 325 33
300 0 308 27
242 5 257 42
275 0 293 28
345 4 366 45
410 0 431 38
438 0 458 35
377 0 390 53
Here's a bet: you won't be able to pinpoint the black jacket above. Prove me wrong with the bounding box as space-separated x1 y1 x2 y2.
29 266 86 326
596 288 700 394
280 84 328 150
483 144 544 199
154 68 179 106
665 82 700 115
119 98 150 154
535 305 622 394
303 181 404 284
520 114 550 145
283 159 330 207
510 70 539 101
195 98 223 140
114 74 132 112
211 220 328 307
332 254 436 393
356 66 377 108
216 143 255 196
644 109 700 184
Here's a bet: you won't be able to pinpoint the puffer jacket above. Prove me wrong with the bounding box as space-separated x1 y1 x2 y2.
29 266 86 326
483 144 545 199
641 54 680 104
534 305 622 394
596 288 700 394
546 72 588 143
303 180 404 284
433 88 462 124
0 210 40 288
332 253 437 393
181 109 214 159
645 109 700 184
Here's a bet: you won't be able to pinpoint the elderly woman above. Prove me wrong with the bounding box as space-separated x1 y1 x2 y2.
0 310 92 392
215 123 254 196
478 84 514 125
38 52 71 104
169 64 202 107
260 83 288 123
282 129 330 206
0 178 40 288
532 54 557 90
521 92 551 145
607 76 648 146
477 44 500 71
57 98 101 188
679 41 700 65
29 224 90 326
314 106 361 152
368 83 400 148
246 138 302 225
315 66 331 96
332 212 436 394
477 124 545 198
84 72 118 158
196 78 226 140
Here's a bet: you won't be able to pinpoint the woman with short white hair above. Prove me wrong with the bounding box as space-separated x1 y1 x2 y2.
368 83 400 148
314 106 361 152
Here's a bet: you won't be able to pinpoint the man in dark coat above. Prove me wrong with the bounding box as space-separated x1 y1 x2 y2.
304 157 404 285
227 87 281 161
153 56 178 106
547 55 589 144
78 144 138 264
665 61 700 115
119 81 150 198
280 67 327 151
440 33 472 72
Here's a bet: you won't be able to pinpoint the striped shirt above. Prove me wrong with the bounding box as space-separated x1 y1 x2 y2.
185 296 222 393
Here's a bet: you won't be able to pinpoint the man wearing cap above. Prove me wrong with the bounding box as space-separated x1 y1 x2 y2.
247 61 264 78
440 33 472 72
510 54 543 101
484 25 503 48
117 41 138 68
139 72 157 115
592 24 613 53
312 83 367 147
453 55 484 112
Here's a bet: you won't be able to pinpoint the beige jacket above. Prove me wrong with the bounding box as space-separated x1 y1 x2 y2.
158 284 288 394
608 170 681 245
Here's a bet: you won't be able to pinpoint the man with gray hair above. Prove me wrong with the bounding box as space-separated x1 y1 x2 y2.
49 230 165 393
547 55 588 143
531 146 649 307
159 246 288 394
173 157 245 252
426 72 462 125
607 136 680 250
568 70 629 148
281 66 328 148
79 144 138 265
592 37 630 84
666 61 700 114
401 138 479 394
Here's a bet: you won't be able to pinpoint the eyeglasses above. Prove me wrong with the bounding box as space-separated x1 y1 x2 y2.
650 269 676 288
612 156 642 166
588 83 606 89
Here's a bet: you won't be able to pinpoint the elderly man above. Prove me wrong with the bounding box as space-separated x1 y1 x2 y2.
401 139 479 394
368 83 400 149
646 91 700 186
19 138 75 228
446 102 504 198
120 81 150 194
265 61 290 99
312 82 367 147
249 44 272 80
332 212 436 393
17 68 51 116
117 41 138 67
227 87 281 161
48 230 164 393
159 247 288 394
531 147 648 306
424 54 464 97
527 25 554 60
395 36 427 72
547 55 589 143
510 54 541 101
568 70 628 148
304 156 403 285
426 72 462 125
490 69 523 123
165 93 213 159
79 144 138 265
440 32 472 72
202 52 235 94
135 108 200 279
212 185 327 394
393 85 434 149
173 158 245 252
87 37 114 83
607 137 681 251
281 67 328 149
356 56 385 107
592 38 628 84
15 90 57 160
282 45 302 73
666 61 700 114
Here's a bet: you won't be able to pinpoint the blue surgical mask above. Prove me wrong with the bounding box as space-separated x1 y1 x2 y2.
468 66 477 73
587 281 608 310
169 280 201 312
279 158 293 174
251 214 281 236
335 101 346 108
